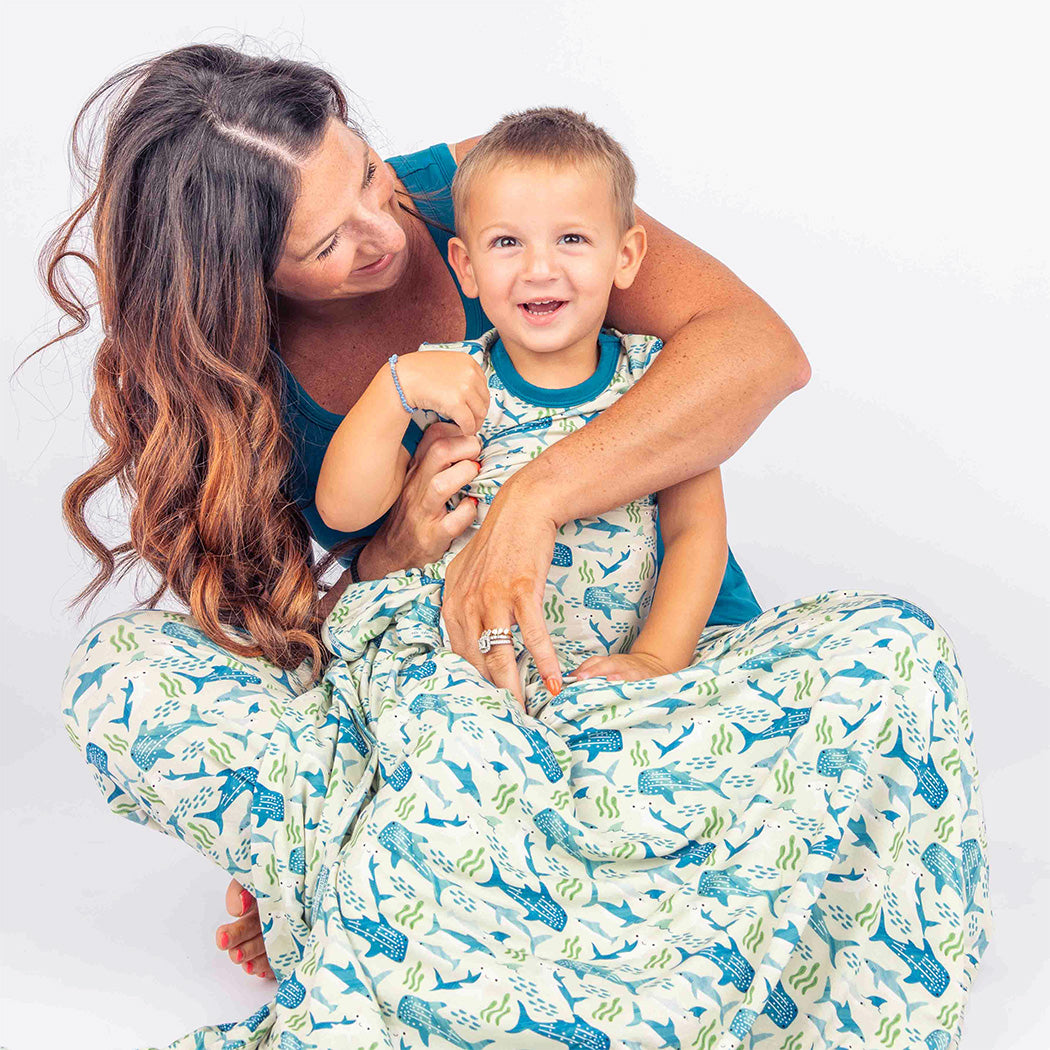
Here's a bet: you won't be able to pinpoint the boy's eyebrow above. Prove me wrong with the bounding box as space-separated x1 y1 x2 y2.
299 141 372 259
475 220 603 238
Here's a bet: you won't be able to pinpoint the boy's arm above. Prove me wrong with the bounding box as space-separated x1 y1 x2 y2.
629 469 728 673
315 365 415 533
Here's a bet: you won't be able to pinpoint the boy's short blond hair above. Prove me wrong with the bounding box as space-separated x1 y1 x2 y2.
451 107 637 239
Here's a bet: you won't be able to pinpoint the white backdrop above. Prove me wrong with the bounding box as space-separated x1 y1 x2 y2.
2 2 1046 1047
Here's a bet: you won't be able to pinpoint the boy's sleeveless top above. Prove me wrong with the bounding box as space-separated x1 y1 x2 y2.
275 143 761 627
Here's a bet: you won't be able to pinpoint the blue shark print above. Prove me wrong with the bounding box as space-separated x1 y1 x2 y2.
480 856 567 931
638 764 730 802
339 913 408 961
816 746 868 777
841 597 935 629
194 766 258 828
396 996 493 1049
174 666 263 693
59 328 990 1049
379 821 451 904
566 728 623 760
551 542 573 567
733 706 811 751
583 585 637 619
130 704 216 772
507 1004 610 1050
886 729 949 809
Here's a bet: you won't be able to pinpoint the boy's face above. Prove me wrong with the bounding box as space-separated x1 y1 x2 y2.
448 159 645 361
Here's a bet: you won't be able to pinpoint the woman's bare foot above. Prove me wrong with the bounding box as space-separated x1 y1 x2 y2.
215 878 274 979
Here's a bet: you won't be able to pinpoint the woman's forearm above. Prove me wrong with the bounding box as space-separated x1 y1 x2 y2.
510 302 809 526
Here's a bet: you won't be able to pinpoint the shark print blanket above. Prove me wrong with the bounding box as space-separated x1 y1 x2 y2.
60 332 991 1049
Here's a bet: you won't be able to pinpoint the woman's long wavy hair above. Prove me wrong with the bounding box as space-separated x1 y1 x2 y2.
34 44 370 683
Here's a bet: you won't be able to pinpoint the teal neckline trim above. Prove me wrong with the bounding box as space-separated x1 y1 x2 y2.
490 330 621 408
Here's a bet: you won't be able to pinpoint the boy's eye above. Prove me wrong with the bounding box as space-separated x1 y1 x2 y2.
493 236 518 248
561 233 585 244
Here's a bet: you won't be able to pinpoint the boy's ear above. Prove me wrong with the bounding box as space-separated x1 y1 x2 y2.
612 224 648 291
447 237 479 299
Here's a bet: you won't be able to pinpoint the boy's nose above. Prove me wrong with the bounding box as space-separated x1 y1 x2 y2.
521 246 557 279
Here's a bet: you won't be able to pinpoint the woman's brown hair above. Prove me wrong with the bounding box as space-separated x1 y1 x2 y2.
31 43 369 683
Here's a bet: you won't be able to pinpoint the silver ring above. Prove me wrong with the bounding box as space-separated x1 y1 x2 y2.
478 627 513 654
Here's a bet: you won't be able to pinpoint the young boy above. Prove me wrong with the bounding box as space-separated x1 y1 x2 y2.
316 107 728 699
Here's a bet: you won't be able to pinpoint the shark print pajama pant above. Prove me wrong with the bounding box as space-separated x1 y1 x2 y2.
62 588 991 1050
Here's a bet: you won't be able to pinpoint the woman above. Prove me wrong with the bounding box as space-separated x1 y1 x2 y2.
50 44 988 1047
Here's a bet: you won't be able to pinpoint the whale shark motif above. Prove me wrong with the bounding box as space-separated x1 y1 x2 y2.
921 839 985 913
409 693 458 729
379 821 451 904
925 1030 952 1050
507 1003 609 1050
253 780 285 827
173 666 263 693
193 766 258 829
841 597 935 629
729 979 798 1033
638 764 729 803
480 856 567 931
396 995 493 1049
872 884 950 996
382 759 413 791
555 956 643 992
565 728 623 760
933 661 959 710
886 729 948 809
583 585 637 619
740 642 826 673
694 937 754 992
275 974 306 1009
339 913 408 962
808 901 859 966
403 658 437 681
696 864 785 910
551 542 574 567
534 809 601 876
130 704 216 772
668 840 716 868
733 706 811 752
816 746 868 778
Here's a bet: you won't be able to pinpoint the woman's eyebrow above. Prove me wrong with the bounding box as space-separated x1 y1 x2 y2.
299 141 371 259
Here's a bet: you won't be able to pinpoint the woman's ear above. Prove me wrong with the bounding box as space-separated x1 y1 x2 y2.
447 237 479 299
612 224 648 290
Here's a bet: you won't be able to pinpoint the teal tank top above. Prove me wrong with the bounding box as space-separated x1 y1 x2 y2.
276 143 761 627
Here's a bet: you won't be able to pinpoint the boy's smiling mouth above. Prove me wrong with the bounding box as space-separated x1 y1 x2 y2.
518 298 567 323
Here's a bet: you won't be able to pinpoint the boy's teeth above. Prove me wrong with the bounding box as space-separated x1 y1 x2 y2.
523 300 563 314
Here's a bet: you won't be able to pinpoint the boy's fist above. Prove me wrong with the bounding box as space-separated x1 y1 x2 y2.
572 652 675 683
398 351 490 436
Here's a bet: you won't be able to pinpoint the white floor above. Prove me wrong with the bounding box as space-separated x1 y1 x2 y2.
1 698 1044 1049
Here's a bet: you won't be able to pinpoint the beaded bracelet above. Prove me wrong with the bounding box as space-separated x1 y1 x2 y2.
348 542 366 584
388 354 414 413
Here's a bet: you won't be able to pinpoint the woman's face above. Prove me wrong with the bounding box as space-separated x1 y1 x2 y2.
272 118 411 304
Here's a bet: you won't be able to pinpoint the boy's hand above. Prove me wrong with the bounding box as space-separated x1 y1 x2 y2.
572 652 675 682
398 351 489 436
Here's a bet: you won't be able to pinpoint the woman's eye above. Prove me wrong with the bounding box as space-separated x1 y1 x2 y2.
317 232 339 261
365 161 377 185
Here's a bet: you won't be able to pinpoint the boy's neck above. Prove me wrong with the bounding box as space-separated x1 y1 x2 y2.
499 325 604 388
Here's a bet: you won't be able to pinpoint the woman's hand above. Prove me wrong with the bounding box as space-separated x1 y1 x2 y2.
572 651 675 682
360 421 482 577
215 879 273 980
442 474 565 706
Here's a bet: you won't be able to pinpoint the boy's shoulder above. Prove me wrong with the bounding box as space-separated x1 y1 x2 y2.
602 327 665 380
414 329 499 370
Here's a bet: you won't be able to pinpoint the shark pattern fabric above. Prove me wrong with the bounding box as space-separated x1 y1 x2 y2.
61 332 991 1049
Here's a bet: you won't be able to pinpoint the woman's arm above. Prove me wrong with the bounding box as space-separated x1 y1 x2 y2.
630 469 728 673
315 366 414 533
525 205 809 525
